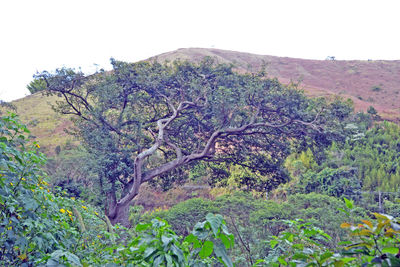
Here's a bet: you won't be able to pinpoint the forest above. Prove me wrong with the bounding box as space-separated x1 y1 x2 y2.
1 59 400 266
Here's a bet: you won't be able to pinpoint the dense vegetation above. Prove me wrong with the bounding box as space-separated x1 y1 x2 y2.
2 58 400 266
37 59 353 226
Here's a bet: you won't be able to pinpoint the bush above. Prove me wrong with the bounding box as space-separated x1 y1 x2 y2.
0 113 107 266
142 198 218 236
371 85 382 92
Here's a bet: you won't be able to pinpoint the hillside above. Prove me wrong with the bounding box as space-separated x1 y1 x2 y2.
4 93 74 154
151 48 400 120
5 48 400 154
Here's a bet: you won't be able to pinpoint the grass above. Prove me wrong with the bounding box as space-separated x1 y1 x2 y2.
1 92 75 155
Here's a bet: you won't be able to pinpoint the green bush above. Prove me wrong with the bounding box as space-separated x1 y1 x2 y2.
0 113 108 266
142 198 218 236
143 192 370 266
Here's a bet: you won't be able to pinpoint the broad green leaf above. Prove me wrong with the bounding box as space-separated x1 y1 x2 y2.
199 240 214 259
136 223 150 231
206 213 223 236
161 235 173 248
340 257 356 263
153 255 165 267
270 239 278 249
292 253 309 260
337 241 352 246
143 247 157 259
343 197 353 209
64 252 82 267
214 242 233 267
184 233 201 248
277 256 288 266
320 251 333 263
171 244 184 262
165 254 173 267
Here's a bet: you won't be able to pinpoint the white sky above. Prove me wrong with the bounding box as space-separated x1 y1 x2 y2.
1 0 399 102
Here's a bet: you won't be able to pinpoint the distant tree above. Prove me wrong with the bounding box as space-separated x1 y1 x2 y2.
27 77 47 94
38 58 353 226
371 85 382 92
367 106 377 115
367 106 380 120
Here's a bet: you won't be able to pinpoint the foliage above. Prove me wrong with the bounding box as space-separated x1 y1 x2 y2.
262 219 356 266
38 58 351 225
142 198 219 236
280 121 400 203
350 121 400 192
257 198 400 266
338 198 400 266
45 145 102 206
0 113 77 265
27 78 48 94
367 106 378 115
143 192 369 265
102 213 234 266
2 112 399 266
0 113 234 266
0 113 117 266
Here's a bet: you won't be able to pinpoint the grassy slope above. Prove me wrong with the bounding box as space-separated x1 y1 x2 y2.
4 48 400 155
4 93 74 155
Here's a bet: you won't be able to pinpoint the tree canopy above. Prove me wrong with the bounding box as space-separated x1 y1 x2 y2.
38 58 353 226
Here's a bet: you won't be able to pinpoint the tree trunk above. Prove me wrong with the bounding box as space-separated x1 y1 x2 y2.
105 184 132 228
108 202 131 228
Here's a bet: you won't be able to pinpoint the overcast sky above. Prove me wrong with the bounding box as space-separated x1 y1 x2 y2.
1 0 399 102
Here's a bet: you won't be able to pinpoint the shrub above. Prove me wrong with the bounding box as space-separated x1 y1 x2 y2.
0 113 106 266
371 85 382 92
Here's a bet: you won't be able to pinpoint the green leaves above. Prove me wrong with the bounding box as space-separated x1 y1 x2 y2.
114 214 234 266
47 250 82 267
343 197 354 210
0 113 104 266
206 213 223 236
199 240 213 258
188 213 234 267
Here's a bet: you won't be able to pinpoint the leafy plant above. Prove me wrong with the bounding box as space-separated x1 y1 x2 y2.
340 212 400 266
262 219 357 266
113 213 234 266
0 113 80 265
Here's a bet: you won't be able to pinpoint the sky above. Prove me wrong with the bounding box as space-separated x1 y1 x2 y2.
1 0 399 102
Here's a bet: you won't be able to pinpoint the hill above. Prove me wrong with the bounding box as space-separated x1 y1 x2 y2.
5 48 400 154
151 48 400 120
3 93 74 154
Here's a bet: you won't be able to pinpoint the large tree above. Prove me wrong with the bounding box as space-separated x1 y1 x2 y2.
39 58 352 226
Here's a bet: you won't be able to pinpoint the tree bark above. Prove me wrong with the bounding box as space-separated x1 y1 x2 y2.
108 201 131 228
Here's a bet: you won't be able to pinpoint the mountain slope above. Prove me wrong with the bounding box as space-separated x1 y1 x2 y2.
151 48 400 120
3 93 74 154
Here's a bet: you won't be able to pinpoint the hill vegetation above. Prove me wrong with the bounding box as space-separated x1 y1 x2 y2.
2 49 400 266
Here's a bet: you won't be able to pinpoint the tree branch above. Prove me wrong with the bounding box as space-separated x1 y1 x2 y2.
117 99 195 205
